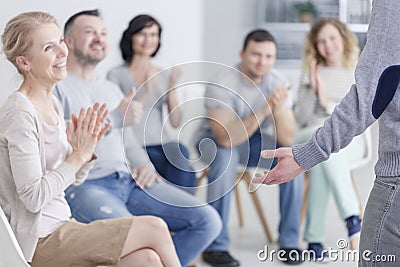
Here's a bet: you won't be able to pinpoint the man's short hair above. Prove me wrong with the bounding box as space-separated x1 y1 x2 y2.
242 29 276 51
64 9 101 36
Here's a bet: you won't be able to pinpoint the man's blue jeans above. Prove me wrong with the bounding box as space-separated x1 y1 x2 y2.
146 142 197 195
197 130 304 251
65 172 222 267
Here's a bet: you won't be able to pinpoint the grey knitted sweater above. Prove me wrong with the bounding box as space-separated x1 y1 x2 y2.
293 0 400 177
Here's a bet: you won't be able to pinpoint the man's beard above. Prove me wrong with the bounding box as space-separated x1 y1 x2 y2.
74 49 103 67
247 69 264 82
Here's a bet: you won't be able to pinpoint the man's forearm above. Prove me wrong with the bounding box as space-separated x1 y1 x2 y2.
212 104 272 147
273 107 296 146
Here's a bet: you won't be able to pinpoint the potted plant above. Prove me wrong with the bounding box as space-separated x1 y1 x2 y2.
293 0 317 23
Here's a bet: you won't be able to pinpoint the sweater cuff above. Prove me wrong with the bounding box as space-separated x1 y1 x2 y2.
292 139 328 170
56 162 76 185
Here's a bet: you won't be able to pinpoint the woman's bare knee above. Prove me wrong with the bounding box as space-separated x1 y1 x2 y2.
122 216 172 256
135 216 170 239
148 217 173 242
146 216 169 232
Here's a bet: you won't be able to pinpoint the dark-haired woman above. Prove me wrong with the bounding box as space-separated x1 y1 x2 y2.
107 15 196 194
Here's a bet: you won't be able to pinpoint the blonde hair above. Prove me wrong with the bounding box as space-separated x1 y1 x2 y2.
1 12 57 74
302 17 359 71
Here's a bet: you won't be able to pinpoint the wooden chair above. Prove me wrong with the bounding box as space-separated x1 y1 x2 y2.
197 165 274 243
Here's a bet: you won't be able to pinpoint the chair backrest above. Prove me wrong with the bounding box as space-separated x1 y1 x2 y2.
0 207 31 267
349 127 373 170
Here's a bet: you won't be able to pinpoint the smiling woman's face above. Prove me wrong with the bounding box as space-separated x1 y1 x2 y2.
20 23 68 84
131 24 160 57
316 23 344 67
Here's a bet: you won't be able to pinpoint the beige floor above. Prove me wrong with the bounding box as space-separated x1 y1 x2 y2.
192 127 378 267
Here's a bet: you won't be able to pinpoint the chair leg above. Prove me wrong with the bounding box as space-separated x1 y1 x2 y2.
242 173 274 243
349 175 362 251
300 171 310 224
197 168 274 243
351 173 363 220
234 183 245 227
350 171 363 255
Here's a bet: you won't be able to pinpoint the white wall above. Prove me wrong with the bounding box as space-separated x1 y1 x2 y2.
202 0 303 92
203 0 258 67
0 0 204 104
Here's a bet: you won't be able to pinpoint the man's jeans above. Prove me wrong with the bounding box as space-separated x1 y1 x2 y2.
197 130 304 251
359 176 400 267
66 172 222 267
146 142 197 195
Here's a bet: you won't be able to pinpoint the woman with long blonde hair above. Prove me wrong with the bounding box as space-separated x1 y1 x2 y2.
0 11 181 267
295 17 364 261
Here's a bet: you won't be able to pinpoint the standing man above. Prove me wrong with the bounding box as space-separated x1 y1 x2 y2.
255 0 400 266
54 10 222 267
197 29 304 266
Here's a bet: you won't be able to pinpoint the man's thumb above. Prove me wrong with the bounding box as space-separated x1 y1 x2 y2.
260 149 276 159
